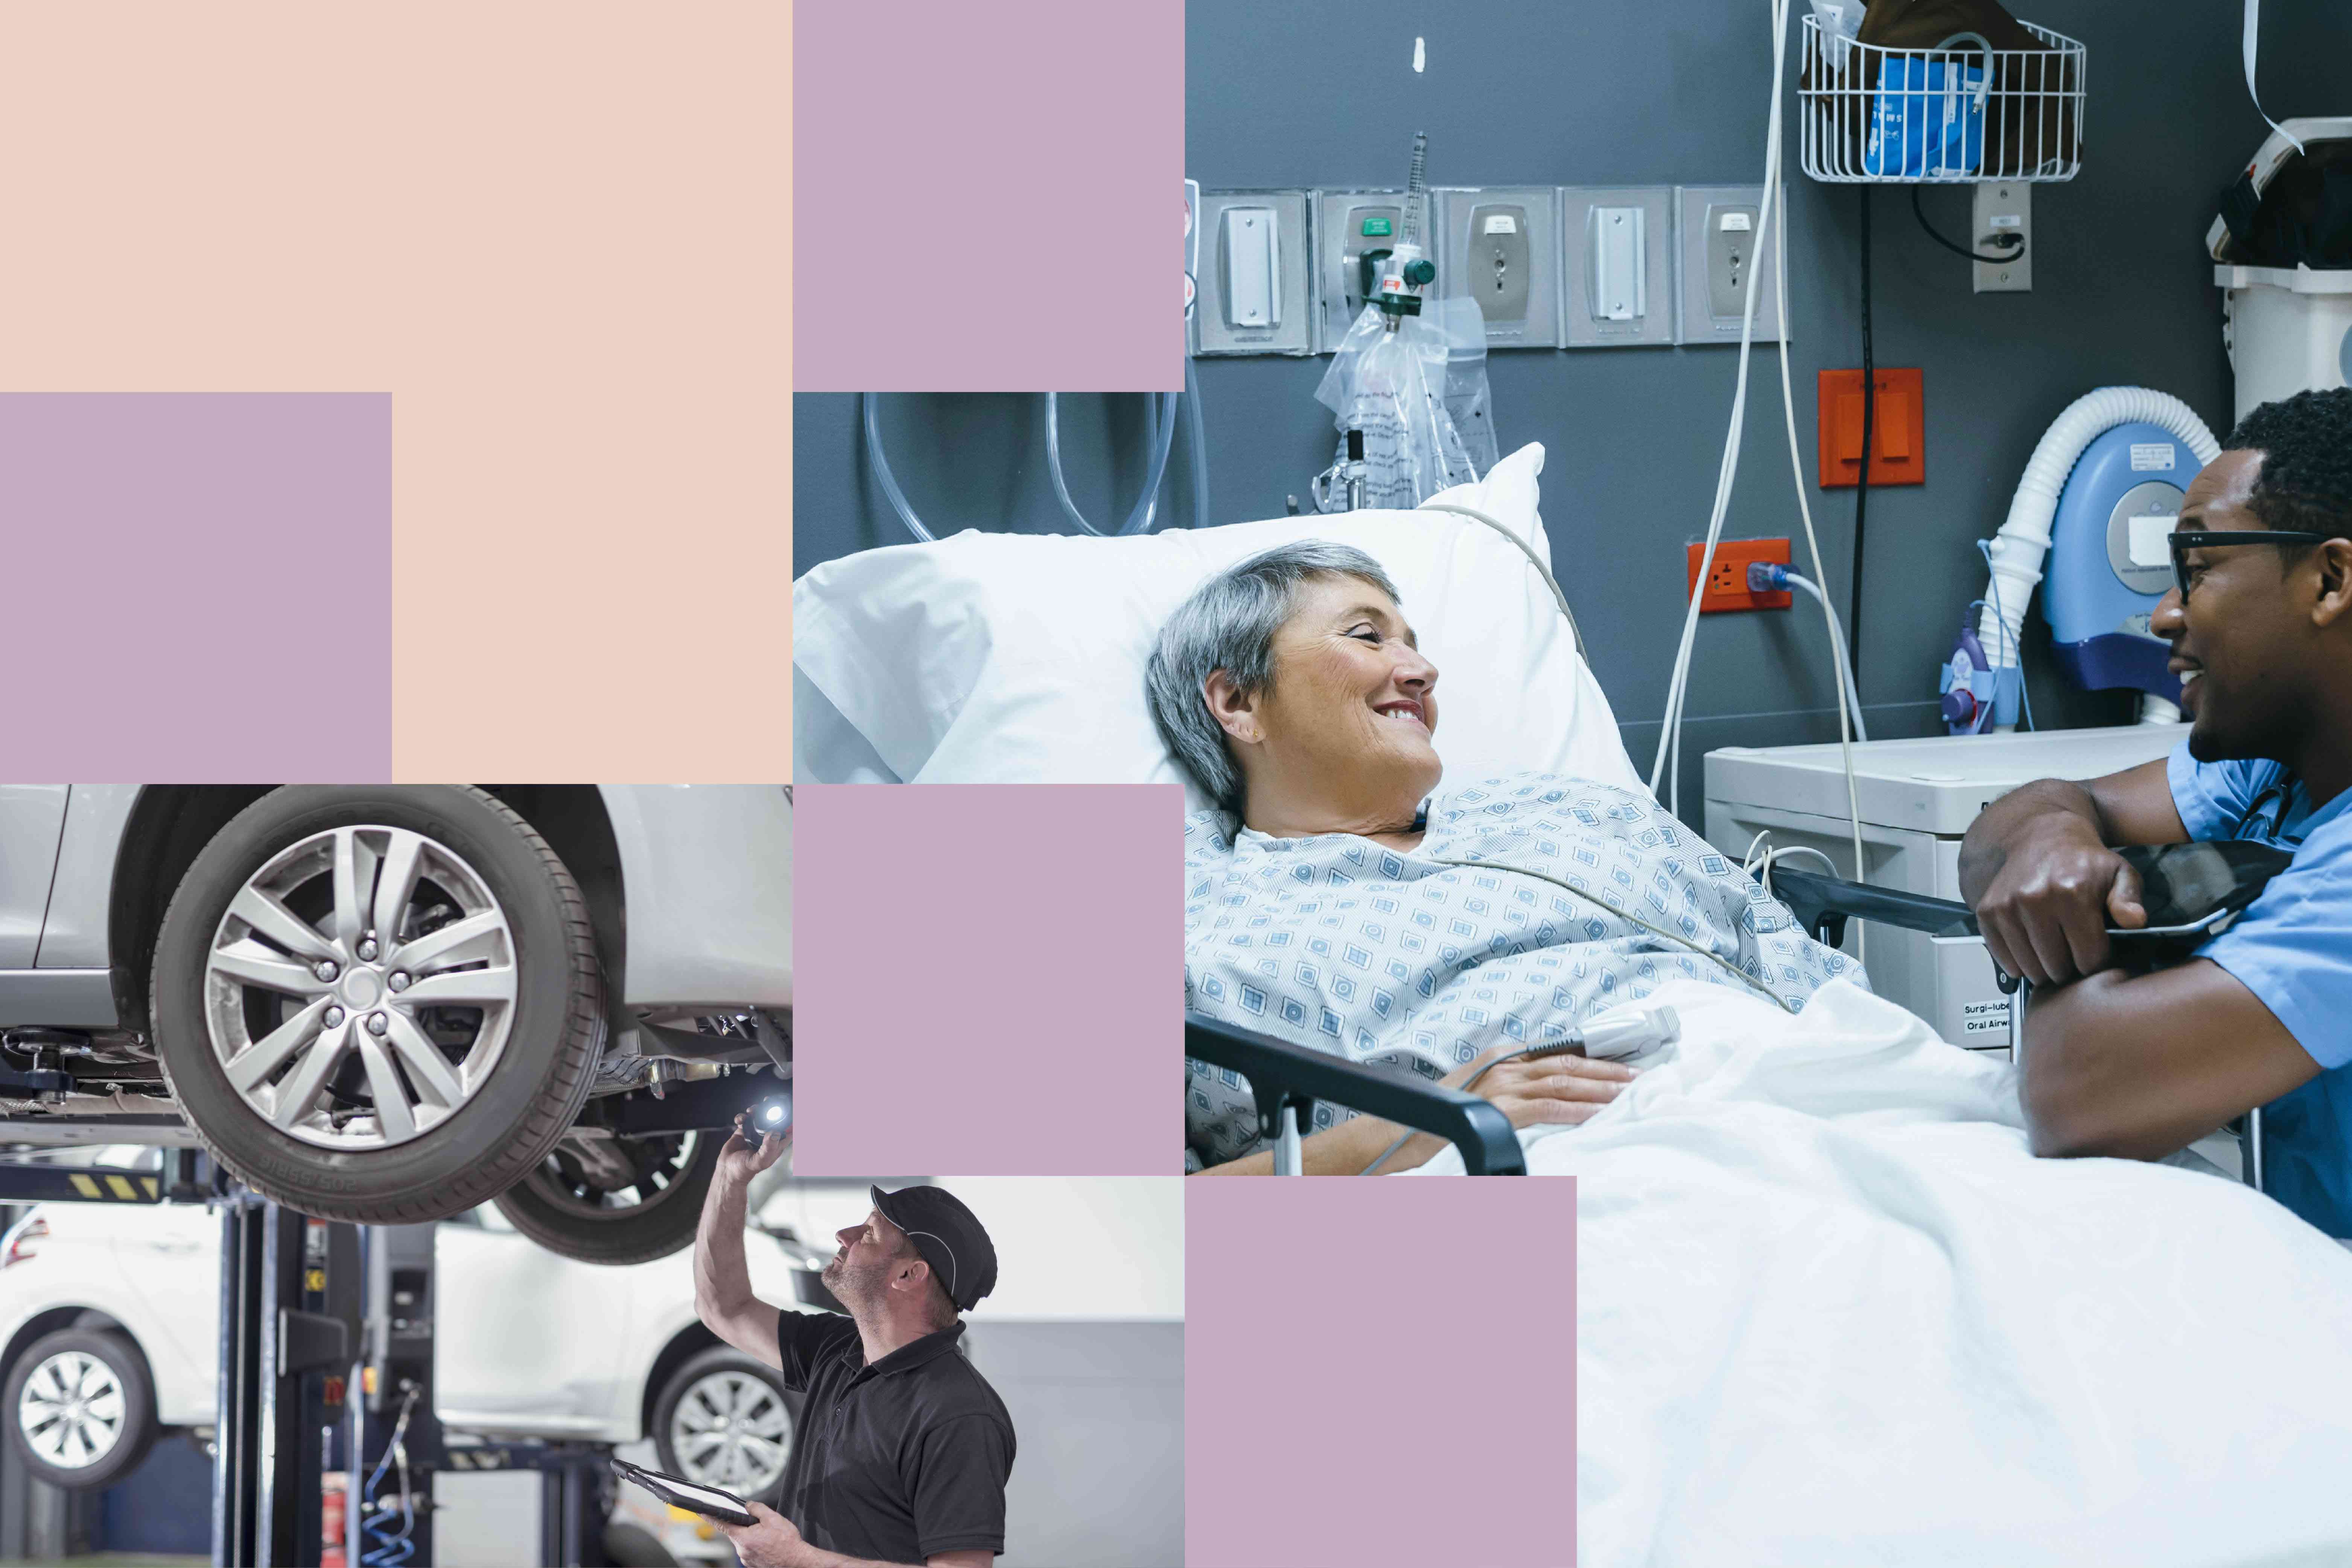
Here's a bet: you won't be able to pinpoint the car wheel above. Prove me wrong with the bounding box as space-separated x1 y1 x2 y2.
491 1130 720 1265
652 1346 797 1501
151 786 604 1223
4 1328 159 1490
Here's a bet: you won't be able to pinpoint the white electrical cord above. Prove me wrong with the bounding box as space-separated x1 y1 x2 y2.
1779 570 1868 741
1742 830 1841 899
1766 0 1868 960
1649 0 1870 959
1650 0 1791 820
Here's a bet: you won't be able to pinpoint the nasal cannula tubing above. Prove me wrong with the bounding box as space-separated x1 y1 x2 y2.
1346 848 1811 1174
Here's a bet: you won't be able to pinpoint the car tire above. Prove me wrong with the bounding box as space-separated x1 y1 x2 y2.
651 1346 799 1503
151 786 604 1224
4 1328 159 1491
492 1130 721 1265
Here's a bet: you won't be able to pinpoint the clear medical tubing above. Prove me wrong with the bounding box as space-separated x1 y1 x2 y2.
1040 390 1182 538
1185 354 1211 533
863 391 938 543
1415 500 1588 663
872 376 1201 543
1127 391 1179 534
1404 129 1428 249
1973 386 2220 680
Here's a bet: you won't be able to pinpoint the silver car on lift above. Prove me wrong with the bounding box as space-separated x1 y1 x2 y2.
0 785 792 1264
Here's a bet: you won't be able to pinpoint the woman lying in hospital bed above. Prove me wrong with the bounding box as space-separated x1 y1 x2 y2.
1157 540 2352 1566
1158 539 1862 1174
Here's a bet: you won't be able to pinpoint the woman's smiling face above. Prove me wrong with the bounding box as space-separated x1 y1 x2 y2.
1246 574 1442 811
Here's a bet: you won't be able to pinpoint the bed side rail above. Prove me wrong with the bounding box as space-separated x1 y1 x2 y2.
1769 868 1979 948
1184 1014 1526 1176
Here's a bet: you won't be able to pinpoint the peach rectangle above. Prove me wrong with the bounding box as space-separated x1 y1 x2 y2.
0 5 791 781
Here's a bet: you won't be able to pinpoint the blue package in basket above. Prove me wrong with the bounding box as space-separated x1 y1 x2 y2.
1864 56 1987 176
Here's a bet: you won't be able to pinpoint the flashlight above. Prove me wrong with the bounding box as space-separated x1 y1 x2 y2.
747 1094 792 1137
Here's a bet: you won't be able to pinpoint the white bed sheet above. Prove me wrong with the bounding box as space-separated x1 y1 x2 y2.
1420 979 2352 1566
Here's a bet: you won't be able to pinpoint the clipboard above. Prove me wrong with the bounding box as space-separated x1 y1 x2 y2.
609 1456 758 1528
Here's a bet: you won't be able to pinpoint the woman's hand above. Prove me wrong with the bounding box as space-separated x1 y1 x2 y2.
715 1112 790 1189
1357 1044 1641 1174
1441 1044 1639 1130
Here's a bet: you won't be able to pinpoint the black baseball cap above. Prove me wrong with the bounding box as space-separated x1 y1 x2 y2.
870 1184 997 1312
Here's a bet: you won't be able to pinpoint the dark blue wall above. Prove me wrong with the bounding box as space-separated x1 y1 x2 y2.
794 1 2352 793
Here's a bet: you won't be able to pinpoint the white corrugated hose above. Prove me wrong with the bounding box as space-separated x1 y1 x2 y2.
1975 387 2220 731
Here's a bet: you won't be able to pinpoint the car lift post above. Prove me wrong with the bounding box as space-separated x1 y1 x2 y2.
347 1223 441 1568
213 1177 360 1568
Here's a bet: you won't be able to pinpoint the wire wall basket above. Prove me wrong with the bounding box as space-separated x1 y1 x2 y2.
1799 15 2086 183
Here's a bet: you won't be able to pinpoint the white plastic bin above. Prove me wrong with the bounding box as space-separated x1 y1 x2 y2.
2208 117 2352 422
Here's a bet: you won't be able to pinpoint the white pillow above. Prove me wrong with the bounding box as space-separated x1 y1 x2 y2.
792 443 1645 807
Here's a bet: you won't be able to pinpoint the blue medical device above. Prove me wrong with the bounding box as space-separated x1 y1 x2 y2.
2041 421 2194 704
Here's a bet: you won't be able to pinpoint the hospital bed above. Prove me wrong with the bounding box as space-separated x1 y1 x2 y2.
1189 852 2278 1190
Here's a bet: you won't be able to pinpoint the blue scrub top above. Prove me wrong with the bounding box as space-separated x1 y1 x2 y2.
2168 742 2352 1234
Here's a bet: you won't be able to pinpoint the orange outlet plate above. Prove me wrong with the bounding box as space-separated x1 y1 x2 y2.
1818 367 1925 487
1685 537 1792 613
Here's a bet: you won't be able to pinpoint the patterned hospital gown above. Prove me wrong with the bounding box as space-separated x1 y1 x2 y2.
1183 772 1865 1169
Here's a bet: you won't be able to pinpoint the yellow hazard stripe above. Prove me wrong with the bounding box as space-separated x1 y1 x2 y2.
68 1174 101 1199
141 1177 158 1200
105 1175 137 1200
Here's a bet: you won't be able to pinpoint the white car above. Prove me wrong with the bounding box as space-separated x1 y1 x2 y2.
0 784 792 1264
0 1173 827 1495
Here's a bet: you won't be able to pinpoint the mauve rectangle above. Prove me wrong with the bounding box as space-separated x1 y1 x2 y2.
1186 1178 1578 1566
793 2 1185 392
0 393 392 782
791 784 1182 1175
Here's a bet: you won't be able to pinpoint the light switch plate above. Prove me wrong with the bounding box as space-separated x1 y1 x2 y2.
1559 186 1677 348
1432 186 1560 348
1313 189 1407 351
1191 189 1313 355
1972 181 2031 293
1676 185 1781 345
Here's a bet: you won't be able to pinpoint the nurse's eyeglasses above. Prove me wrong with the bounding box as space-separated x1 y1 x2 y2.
2168 529 2340 602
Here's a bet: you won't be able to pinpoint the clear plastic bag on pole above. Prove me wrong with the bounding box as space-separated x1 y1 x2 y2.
1312 294 1499 511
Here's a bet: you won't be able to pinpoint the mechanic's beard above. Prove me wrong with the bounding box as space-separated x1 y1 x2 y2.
826 1255 885 1310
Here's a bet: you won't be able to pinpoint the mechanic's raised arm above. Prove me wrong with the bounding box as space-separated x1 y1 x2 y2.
1958 758 2189 986
694 1115 789 1367
2020 959 2319 1162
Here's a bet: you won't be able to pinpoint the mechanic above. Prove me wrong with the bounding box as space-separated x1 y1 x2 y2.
692 1117 1016 1568
1959 388 2352 1235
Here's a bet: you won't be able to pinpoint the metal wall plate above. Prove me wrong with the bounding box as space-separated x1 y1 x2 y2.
1311 189 1409 351
1972 181 2032 293
1558 186 1677 348
1431 186 1560 348
1676 185 1781 345
1191 189 1314 356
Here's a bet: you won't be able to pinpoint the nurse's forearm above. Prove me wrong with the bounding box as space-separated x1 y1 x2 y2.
1191 1113 1440 1176
1957 779 2103 906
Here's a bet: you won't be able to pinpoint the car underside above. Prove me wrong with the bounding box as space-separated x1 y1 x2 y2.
1 784 792 1265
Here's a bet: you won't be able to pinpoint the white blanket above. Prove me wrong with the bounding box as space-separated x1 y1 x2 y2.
1419 978 2352 1566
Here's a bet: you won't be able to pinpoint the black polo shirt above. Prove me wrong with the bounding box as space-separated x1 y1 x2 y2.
774 1310 1016 1563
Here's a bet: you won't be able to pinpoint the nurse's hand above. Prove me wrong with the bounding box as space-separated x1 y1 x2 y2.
1972 817 2147 987
1441 1044 1638 1129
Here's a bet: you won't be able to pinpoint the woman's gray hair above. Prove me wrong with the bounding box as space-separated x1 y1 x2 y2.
1145 540 1402 815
